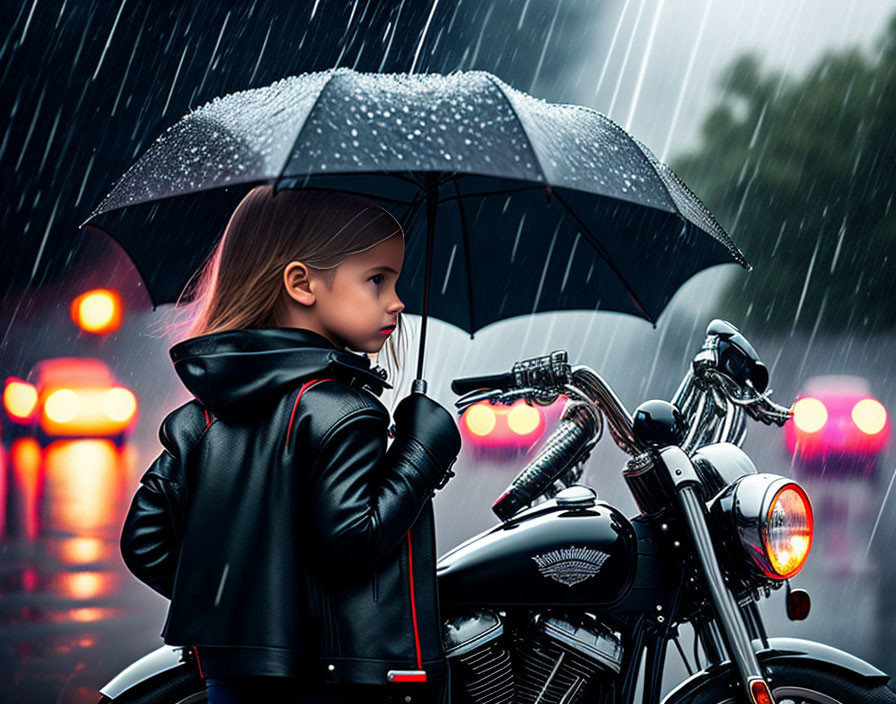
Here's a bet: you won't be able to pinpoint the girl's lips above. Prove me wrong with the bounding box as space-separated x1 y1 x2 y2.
379 326 395 335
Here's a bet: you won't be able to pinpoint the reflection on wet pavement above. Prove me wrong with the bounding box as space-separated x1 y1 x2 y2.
1 438 169 704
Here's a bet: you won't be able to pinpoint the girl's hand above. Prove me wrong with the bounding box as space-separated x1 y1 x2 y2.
392 392 461 490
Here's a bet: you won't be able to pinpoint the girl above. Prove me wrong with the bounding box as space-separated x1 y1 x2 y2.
120 186 461 704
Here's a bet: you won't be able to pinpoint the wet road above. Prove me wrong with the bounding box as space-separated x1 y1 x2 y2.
0 437 169 704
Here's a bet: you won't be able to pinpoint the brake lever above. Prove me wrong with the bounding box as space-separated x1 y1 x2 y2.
744 393 792 427
454 350 572 412
455 386 559 413
454 388 504 411
702 370 792 427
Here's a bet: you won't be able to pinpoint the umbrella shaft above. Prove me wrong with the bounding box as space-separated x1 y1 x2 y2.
414 175 439 392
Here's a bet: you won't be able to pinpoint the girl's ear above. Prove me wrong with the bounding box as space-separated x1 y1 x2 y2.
282 261 316 307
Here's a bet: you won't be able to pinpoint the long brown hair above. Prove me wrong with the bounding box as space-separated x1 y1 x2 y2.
156 185 408 383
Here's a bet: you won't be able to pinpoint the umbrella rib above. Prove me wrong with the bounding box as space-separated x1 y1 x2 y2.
551 190 655 324
273 70 342 185
481 73 549 185
390 171 426 186
276 181 415 205
402 198 425 238
437 184 546 203
406 170 458 189
630 137 747 268
81 223 179 310
451 179 476 338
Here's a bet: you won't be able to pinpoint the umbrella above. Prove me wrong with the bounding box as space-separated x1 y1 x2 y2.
81 68 748 393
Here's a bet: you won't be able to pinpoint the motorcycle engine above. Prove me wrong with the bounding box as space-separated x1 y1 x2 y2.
444 610 623 704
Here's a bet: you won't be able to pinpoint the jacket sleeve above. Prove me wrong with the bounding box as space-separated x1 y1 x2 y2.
307 407 444 584
120 414 190 600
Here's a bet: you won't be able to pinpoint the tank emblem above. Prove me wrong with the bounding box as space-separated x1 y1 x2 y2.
532 546 610 587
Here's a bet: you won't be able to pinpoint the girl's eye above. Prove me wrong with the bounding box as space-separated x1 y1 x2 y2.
369 274 385 286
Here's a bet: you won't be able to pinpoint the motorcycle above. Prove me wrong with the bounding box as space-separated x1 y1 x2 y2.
98 321 896 704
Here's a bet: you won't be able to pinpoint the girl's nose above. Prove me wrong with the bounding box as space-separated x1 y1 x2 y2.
391 297 405 314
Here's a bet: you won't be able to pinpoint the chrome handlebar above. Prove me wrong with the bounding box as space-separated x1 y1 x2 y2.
453 322 793 519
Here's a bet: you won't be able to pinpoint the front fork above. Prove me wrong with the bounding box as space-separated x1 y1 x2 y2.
659 447 774 704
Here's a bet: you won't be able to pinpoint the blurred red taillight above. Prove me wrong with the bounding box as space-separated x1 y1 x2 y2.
4 379 38 420
71 289 123 334
792 397 827 433
507 403 540 435
103 387 137 422
464 403 497 436
851 398 887 435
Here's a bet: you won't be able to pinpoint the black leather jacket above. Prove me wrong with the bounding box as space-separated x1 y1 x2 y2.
120 327 451 687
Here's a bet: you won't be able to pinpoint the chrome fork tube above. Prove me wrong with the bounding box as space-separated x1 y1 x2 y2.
680 393 708 453
671 371 697 412
675 484 773 703
696 619 727 666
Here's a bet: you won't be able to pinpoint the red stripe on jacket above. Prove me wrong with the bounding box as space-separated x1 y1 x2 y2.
284 378 334 449
406 532 423 670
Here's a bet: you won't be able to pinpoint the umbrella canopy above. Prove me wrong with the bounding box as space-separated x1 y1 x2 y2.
82 68 748 389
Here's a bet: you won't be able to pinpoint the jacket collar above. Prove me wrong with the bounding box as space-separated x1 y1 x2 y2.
169 327 393 421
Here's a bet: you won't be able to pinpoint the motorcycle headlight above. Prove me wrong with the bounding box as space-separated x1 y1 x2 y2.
764 483 813 578
720 474 814 580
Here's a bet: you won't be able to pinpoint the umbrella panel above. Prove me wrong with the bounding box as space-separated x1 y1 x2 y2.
392 176 734 336
84 173 734 332
83 184 258 308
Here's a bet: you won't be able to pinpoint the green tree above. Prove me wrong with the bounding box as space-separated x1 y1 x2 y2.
673 15 896 333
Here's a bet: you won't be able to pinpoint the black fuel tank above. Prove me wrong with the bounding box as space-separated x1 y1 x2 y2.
437 487 637 607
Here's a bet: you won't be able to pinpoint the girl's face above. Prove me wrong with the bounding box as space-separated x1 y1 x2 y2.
281 232 405 354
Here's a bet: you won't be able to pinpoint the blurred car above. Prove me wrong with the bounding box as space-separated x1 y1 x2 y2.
784 375 889 476
459 396 568 460
2 358 138 447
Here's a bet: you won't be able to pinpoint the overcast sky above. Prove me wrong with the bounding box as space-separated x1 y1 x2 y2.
565 0 896 160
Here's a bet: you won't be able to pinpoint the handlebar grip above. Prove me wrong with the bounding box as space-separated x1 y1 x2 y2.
451 372 515 395
492 409 596 521
452 351 571 396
